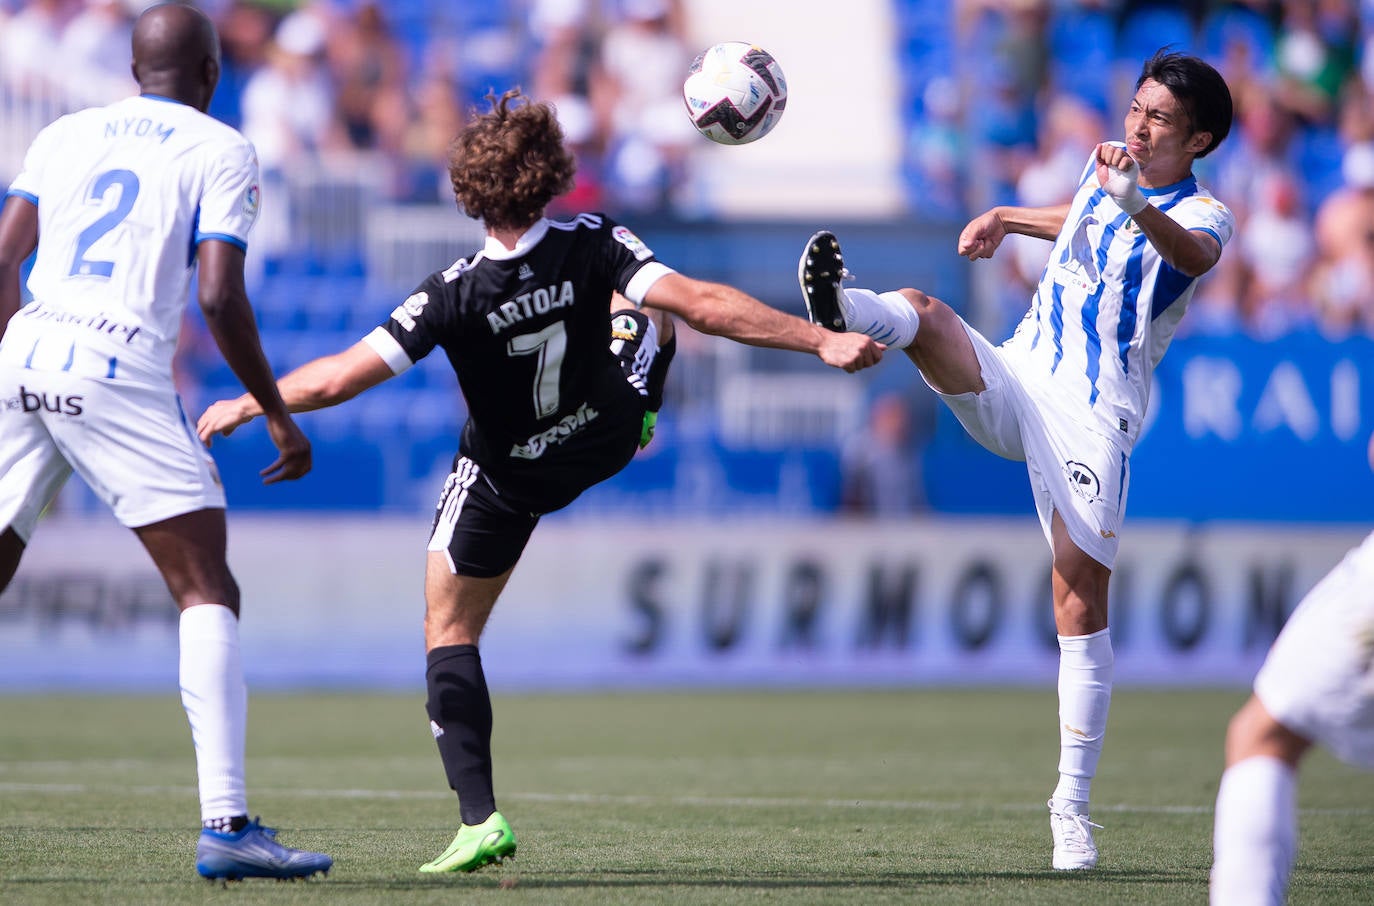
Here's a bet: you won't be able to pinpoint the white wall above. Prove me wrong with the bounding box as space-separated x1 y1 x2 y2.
678 0 905 218
0 514 1359 690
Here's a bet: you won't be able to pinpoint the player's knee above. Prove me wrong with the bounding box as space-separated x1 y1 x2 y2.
1224 696 1307 767
897 287 943 314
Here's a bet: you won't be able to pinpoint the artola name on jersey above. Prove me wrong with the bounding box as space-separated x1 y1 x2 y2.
487 281 576 334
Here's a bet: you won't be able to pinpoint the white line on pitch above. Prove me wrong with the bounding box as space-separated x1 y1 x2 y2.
2 782 1372 817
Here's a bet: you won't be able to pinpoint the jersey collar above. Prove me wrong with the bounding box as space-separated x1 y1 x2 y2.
1142 173 1197 196
482 219 550 260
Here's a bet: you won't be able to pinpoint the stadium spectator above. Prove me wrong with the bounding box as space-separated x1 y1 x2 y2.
196 87 881 874
1270 0 1359 126
528 0 605 213
1210 433 1374 905
236 5 340 266
205 0 275 130
323 1 406 151
0 0 66 101
56 0 136 107
799 49 1234 871
0 2 330 880
1235 169 1317 337
393 68 466 203
840 390 929 515
238 5 340 172
1309 140 1374 335
588 0 696 211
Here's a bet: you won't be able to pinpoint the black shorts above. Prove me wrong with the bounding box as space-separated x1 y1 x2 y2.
426 309 665 577
426 456 540 578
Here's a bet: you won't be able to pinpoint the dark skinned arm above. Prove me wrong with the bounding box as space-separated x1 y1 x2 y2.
0 195 39 340
196 239 311 483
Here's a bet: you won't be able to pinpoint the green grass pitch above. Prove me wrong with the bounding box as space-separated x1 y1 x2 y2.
2 688 1371 904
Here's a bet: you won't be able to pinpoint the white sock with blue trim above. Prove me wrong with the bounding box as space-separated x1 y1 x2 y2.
180 604 249 823
842 288 920 348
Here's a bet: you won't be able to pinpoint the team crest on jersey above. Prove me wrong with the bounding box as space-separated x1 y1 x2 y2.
611 313 640 341
612 225 653 261
1054 214 1101 290
1064 460 1103 504
242 184 260 219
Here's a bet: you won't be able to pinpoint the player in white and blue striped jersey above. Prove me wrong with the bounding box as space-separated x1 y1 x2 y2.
799 49 1234 871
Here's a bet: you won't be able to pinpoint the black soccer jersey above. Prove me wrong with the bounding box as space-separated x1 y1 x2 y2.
370 213 669 513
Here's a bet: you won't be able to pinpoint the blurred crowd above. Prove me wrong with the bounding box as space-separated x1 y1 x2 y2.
924 0 1374 340
4 0 1368 340
2 0 1373 518
0 0 699 211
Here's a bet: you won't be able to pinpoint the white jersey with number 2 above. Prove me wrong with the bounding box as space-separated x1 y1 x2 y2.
1 93 260 386
1002 144 1235 446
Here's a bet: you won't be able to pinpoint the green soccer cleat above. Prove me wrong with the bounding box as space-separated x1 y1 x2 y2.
419 811 517 873
639 410 658 449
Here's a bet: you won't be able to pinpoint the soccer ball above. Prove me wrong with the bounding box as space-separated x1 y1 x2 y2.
682 42 787 145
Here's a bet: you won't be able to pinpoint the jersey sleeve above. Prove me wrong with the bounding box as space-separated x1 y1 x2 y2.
367 270 450 373
601 217 676 305
5 117 63 203
195 137 261 251
1171 194 1235 250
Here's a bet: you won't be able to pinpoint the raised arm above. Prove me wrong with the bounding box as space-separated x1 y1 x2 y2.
958 203 1071 260
1095 142 1221 277
639 272 882 372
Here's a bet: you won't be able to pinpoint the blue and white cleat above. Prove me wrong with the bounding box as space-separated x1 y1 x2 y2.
196 817 333 880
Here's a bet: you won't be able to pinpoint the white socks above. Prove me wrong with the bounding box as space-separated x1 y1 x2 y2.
1053 628 1114 806
842 288 920 348
1211 755 1296 906
179 604 248 822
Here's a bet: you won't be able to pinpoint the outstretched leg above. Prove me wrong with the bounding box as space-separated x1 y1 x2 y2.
798 230 982 394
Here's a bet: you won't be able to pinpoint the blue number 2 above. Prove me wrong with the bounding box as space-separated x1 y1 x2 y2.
68 169 140 278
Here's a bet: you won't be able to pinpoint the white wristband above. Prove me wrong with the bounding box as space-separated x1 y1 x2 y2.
1104 164 1147 215
1115 185 1147 215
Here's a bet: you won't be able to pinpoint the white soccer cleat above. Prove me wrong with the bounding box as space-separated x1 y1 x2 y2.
1048 798 1102 870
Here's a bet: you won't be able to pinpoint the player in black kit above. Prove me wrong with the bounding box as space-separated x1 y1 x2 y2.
197 88 882 874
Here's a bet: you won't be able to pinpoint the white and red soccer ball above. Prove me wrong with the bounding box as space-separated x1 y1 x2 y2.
682 41 787 145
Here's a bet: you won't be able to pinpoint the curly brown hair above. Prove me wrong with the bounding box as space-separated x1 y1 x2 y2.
448 89 576 230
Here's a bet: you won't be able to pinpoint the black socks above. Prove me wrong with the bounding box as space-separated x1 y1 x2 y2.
425 644 496 826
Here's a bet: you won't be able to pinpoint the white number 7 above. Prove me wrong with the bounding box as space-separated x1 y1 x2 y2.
507 322 567 418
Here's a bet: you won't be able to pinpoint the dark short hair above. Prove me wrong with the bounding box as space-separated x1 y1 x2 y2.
1136 49 1233 158
448 89 575 230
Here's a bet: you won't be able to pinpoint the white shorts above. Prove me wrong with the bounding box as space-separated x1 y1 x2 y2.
0 366 225 540
1254 530 1374 769
926 321 1129 567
